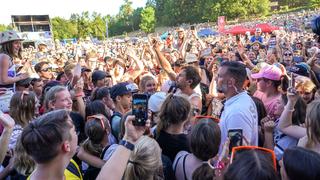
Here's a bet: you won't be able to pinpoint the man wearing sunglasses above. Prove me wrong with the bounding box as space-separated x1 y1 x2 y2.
216 61 258 154
34 61 54 84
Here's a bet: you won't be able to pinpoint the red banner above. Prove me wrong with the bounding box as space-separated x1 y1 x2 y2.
218 16 226 32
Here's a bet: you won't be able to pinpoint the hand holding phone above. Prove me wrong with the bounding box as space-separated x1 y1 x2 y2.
132 94 148 126
228 129 243 153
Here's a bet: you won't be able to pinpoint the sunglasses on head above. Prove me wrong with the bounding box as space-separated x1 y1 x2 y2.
230 146 277 171
86 115 108 130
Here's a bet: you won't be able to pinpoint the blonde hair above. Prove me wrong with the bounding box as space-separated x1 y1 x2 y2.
306 100 320 148
123 136 163 180
139 75 157 93
44 86 67 112
295 76 316 93
9 91 36 127
13 137 35 176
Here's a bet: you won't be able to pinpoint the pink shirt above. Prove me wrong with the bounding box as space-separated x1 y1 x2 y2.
254 90 281 118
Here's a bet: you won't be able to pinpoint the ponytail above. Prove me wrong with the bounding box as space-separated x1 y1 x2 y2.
192 163 215 180
82 138 104 157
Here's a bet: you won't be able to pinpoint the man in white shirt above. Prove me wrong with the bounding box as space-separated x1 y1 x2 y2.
216 61 258 153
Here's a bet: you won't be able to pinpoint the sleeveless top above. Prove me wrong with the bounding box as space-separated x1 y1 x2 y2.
0 55 16 91
27 159 83 180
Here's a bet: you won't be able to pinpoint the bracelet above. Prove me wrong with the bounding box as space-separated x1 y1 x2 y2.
284 106 295 112
74 92 84 98
119 140 135 151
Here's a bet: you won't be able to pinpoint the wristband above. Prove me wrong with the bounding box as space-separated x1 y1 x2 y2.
75 92 84 98
119 140 135 151
284 106 295 112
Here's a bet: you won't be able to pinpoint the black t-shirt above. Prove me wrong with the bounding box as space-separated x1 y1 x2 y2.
70 112 86 144
156 130 190 162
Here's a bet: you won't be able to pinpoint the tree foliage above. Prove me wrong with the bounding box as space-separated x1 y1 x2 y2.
40 0 317 39
140 7 156 33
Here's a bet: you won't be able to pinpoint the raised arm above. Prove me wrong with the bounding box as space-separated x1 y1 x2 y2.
278 89 306 139
96 116 150 180
0 111 15 164
153 41 177 81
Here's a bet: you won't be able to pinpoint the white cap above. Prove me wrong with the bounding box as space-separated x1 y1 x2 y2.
148 92 167 112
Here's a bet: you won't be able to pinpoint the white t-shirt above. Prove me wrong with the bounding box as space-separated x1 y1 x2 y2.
219 91 258 154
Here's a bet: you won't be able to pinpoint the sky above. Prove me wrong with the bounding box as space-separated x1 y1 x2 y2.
0 0 147 25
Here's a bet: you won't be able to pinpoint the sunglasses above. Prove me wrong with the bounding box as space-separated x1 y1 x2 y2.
41 68 52 72
86 115 108 130
283 53 292 56
194 115 220 123
230 146 277 171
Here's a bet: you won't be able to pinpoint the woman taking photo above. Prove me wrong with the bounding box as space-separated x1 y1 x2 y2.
0 30 29 92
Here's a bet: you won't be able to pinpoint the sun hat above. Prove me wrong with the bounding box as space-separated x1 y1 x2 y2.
251 65 282 81
0 30 24 44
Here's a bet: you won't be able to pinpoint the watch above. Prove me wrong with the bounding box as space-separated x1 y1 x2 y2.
119 140 135 151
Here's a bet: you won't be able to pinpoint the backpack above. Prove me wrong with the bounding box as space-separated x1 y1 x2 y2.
110 112 122 142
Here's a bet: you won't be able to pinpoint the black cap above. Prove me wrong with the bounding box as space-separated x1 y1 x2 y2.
110 82 138 99
81 67 92 73
92 70 107 82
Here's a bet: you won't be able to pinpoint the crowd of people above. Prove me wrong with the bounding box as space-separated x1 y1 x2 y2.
0 9 320 180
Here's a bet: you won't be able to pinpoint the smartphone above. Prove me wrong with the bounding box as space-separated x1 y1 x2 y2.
132 94 148 126
228 129 243 153
191 25 195 30
288 73 295 89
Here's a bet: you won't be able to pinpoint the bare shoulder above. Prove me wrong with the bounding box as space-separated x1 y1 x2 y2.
0 54 10 64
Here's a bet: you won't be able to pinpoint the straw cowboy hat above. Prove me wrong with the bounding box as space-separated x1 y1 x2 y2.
0 30 24 44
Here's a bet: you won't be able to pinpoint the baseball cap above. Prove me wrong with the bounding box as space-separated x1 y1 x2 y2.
92 70 109 82
81 67 91 73
256 28 262 33
251 65 282 81
288 63 310 77
148 92 167 113
110 82 139 99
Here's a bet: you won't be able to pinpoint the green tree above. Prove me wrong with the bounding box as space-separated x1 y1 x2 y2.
140 6 156 33
51 17 77 40
90 12 107 40
0 24 9 32
71 11 92 38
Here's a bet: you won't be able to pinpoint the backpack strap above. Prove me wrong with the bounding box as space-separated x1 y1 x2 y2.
66 159 83 179
182 154 188 180
173 153 188 179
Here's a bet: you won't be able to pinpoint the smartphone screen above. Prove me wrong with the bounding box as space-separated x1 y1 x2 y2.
132 94 148 126
228 129 243 153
